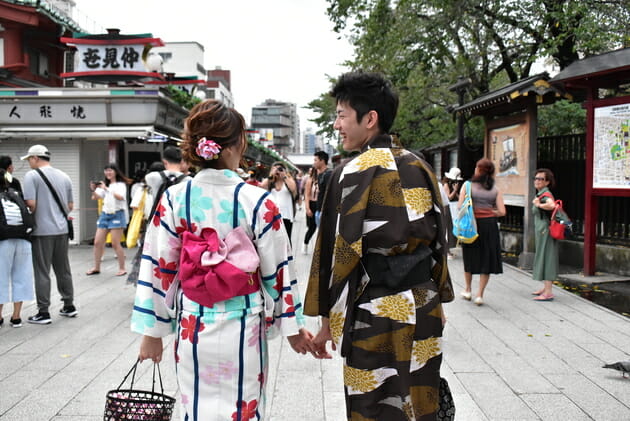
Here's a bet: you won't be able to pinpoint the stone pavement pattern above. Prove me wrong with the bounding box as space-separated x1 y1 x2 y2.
1 212 629 420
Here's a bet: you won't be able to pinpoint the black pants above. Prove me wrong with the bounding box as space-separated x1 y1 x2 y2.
284 219 293 245
304 200 317 245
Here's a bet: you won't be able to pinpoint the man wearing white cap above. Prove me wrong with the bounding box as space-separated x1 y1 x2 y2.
21 145 77 324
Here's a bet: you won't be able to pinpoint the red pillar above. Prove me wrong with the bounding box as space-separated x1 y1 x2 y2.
583 87 597 275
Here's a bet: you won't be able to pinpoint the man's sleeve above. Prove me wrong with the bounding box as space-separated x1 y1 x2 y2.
22 172 35 201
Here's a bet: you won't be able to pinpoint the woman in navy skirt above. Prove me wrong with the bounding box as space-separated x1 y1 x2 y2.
458 158 506 305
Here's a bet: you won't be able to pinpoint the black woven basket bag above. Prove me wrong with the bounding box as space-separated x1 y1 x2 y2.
104 359 176 420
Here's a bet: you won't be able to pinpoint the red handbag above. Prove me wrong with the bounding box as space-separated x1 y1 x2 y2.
549 200 569 240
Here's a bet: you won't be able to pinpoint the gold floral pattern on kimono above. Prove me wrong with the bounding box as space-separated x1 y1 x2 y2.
344 366 398 395
402 187 433 220
410 337 442 372
358 290 416 324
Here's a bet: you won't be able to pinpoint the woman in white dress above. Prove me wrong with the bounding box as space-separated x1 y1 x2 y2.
133 99 316 420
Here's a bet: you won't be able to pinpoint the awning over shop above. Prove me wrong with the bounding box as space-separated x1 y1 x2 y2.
0 125 181 141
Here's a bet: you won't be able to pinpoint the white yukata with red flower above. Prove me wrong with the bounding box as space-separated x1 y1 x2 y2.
131 168 305 421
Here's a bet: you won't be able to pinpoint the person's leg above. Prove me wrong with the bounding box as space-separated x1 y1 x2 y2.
51 235 74 308
11 302 22 320
11 238 33 321
283 219 293 244
109 228 126 273
90 228 108 272
464 272 472 293
31 236 53 314
478 274 490 298
0 240 11 317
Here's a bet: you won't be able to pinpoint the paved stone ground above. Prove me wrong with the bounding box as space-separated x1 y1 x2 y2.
1 211 629 420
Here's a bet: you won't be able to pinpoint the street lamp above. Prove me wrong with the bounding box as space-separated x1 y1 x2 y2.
448 76 472 175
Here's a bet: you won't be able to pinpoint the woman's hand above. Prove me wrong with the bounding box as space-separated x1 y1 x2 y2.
287 328 318 356
139 335 164 363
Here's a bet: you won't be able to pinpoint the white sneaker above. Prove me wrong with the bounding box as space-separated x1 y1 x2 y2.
474 296 484 306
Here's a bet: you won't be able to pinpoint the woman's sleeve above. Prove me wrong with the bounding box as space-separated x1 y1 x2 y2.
253 194 305 339
130 189 181 337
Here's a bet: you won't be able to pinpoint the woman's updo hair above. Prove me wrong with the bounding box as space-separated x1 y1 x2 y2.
181 99 246 168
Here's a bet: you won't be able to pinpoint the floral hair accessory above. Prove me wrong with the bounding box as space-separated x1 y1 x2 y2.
196 137 222 160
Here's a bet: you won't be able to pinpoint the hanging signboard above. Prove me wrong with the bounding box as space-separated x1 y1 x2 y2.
593 102 630 189
60 34 165 82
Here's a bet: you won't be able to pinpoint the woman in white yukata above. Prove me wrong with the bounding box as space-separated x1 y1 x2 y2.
132 99 316 421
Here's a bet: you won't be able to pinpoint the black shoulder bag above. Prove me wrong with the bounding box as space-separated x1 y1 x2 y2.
36 169 74 240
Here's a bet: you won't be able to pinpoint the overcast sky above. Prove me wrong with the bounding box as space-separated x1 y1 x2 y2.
73 0 354 134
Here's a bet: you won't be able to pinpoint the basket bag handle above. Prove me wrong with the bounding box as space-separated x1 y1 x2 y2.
116 358 167 399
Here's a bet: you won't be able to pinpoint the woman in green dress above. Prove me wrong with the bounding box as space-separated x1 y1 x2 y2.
531 168 559 301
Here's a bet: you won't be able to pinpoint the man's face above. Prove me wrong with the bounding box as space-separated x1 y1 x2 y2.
333 101 370 152
313 156 324 170
27 156 37 169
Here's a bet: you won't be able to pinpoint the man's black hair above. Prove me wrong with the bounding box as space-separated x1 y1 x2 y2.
331 71 399 133
314 150 329 165
0 155 11 170
162 146 183 164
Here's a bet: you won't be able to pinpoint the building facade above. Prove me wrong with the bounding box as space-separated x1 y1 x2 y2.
250 99 300 155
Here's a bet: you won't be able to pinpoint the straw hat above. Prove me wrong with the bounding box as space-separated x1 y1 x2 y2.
444 167 463 180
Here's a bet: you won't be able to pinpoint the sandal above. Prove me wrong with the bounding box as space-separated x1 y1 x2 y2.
531 289 545 296
533 294 554 301
86 269 101 275
116 270 128 276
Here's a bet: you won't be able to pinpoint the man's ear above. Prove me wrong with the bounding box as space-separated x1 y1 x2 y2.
365 110 379 130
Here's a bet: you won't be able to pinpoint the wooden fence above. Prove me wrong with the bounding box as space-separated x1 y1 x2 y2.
500 134 630 246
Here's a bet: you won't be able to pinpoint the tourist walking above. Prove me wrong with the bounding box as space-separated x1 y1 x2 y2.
458 158 506 305
302 167 318 253
133 99 315 420
86 163 131 277
21 145 77 324
305 72 453 420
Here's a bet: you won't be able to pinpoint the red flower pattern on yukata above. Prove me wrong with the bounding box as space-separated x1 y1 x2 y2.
284 294 295 314
231 399 258 421
154 258 177 290
152 202 166 226
262 199 281 231
175 218 197 236
180 314 204 344
273 267 284 295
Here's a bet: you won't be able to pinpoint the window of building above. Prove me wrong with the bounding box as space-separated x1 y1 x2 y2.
26 48 49 78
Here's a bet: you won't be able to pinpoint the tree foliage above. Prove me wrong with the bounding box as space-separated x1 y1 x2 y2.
165 85 201 110
313 0 630 147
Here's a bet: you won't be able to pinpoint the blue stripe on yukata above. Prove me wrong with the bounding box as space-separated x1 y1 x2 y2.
251 192 271 236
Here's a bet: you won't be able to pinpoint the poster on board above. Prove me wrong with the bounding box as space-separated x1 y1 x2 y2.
487 121 529 204
593 102 630 189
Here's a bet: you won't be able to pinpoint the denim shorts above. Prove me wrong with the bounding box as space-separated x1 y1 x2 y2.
96 209 126 229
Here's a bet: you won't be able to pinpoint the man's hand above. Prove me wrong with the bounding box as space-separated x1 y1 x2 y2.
312 318 335 359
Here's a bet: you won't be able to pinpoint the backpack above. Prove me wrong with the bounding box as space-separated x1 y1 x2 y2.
148 171 187 219
452 181 479 244
0 188 35 240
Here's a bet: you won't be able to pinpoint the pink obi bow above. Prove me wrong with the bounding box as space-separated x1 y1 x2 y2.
178 226 260 308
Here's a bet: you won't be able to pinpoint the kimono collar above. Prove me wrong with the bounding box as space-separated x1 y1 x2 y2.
361 134 393 152
536 186 550 197
193 168 245 185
